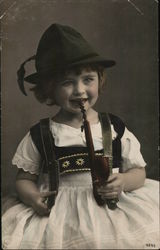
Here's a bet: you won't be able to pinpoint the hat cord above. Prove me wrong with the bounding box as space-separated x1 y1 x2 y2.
17 55 36 96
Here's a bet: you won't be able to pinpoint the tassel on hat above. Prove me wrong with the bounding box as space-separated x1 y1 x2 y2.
17 55 36 96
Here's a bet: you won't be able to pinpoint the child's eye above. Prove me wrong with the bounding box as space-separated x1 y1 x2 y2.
61 80 73 86
84 77 94 84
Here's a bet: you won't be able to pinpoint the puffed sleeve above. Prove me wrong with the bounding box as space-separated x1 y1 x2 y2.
121 127 146 172
12 132 41 175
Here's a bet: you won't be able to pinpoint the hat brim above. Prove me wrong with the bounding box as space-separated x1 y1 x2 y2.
24 56 116 84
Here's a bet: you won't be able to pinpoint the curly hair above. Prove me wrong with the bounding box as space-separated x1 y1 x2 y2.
30 63 107 106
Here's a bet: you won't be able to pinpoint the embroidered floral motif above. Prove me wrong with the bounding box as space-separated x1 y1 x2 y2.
62 160 70 168
76 158 85 166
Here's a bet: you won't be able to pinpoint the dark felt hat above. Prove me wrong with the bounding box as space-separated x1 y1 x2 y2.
17 23 115 95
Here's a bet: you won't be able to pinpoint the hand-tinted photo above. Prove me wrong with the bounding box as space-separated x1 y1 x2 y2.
1 0 159 249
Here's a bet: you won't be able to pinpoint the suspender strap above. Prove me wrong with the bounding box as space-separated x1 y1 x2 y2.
99 113 120 209
99 113 113 174
39 118 59 208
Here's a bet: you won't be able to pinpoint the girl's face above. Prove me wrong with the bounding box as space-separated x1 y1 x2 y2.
53 69 99 114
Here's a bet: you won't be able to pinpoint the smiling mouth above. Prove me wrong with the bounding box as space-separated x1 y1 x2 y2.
70 98 88 105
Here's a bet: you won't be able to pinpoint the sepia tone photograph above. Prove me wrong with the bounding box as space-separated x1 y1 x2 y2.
1 0 159 249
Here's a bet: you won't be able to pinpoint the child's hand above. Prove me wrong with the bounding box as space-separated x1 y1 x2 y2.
97 173 125 200
31 191 56 216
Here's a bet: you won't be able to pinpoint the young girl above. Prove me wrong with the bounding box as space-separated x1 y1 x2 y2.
2 23 159 249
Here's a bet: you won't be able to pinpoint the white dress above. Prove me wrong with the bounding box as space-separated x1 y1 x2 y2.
2 120 159 249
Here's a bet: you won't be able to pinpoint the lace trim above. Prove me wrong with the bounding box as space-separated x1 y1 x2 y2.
12 156 39 175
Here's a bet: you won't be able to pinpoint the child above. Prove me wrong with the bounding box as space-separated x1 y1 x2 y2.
2 23 159 249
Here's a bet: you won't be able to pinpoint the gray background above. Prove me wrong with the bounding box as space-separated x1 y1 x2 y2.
1 0 158 196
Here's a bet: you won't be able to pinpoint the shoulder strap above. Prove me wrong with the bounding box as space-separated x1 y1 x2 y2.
109 113 125 172
39 119 59 207
98 113 112 157
30 118 59 208
109 113 125 138
98 112 125 172
98 113 112 174
30 121 46 163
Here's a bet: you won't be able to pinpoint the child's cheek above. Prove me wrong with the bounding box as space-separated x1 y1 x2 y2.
54 88 68 100
89 87 99 99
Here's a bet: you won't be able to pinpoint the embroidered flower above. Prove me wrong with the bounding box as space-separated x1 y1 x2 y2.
62 160 70 168
76 158 85 166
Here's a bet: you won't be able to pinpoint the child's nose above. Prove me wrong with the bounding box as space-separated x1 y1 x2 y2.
73 81 85 95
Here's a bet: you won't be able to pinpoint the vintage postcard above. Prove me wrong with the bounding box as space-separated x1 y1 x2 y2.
1 0 159 249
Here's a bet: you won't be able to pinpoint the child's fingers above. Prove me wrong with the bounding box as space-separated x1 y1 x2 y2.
105 183 118 190
106 174 118 183
97 187 119 193
101 192 118 199
35 201 51 216
97 185 123 198
40 192 57 209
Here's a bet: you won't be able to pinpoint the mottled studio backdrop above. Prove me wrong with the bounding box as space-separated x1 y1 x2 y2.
1 0 158 196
